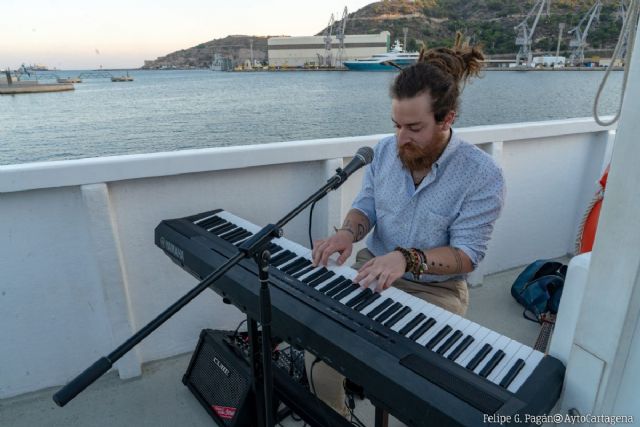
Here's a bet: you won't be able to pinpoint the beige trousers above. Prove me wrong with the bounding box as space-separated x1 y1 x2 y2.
305 248 469 416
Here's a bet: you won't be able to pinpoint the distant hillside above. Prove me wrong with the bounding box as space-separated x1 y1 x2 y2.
142 0 624 69
325 0 623 56
142 35 269 69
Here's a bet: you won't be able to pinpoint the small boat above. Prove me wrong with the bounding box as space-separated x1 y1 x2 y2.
111 72 134 82
57 77 82 83
343 40 419 71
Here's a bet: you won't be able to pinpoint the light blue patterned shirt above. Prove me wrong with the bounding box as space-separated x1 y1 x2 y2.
352 131 505 283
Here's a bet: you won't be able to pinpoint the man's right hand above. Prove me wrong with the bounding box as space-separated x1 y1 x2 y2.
312 230 354 267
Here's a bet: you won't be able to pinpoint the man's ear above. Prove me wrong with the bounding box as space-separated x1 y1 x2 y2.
440 110 456 131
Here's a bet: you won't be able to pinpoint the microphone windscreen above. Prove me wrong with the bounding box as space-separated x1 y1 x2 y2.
356 146 374 165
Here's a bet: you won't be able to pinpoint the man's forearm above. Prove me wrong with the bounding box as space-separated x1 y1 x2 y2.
341 209 371 242
421 246 474 275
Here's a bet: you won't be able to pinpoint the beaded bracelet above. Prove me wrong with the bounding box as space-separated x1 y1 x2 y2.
395 247 429 279
411 247 429 277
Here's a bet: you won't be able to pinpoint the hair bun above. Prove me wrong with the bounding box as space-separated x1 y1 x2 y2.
418 36 484 86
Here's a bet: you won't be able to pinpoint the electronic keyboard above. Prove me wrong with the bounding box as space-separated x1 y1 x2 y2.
155 209 565 426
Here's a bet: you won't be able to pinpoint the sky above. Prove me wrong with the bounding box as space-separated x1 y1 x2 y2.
1 0 375 70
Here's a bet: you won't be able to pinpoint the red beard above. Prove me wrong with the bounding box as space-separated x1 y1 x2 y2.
397 134 447 172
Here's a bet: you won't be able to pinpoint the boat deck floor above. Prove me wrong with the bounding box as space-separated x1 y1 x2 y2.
0 259 567 427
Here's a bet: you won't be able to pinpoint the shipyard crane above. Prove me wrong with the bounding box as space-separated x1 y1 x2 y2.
514 0 550 66
567 0 602 66
319 13 335 67
335 7 349 67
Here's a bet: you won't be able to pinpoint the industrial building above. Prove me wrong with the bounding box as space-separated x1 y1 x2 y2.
267 32 390 68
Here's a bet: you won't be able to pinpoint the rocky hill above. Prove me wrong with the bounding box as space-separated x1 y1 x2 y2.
142 35 269 69
142 0 624 69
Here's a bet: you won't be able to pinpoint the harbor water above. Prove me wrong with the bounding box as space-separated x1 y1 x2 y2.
0 69 623 165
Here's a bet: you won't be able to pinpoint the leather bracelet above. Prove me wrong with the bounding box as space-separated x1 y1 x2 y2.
334 226 355 242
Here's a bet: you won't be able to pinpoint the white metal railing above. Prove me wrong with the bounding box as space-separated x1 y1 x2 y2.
0 117 614 399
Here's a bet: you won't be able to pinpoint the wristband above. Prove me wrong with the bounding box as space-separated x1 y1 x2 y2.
333 226 355 242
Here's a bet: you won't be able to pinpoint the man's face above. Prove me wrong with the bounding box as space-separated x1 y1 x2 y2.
391 92 453 172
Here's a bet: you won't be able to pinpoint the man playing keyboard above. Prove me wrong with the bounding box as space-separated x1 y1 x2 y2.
309 42 506 417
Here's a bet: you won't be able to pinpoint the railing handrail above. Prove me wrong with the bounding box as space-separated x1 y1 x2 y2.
0 116 614 193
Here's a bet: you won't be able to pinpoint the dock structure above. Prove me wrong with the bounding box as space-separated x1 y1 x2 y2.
0 81 74 95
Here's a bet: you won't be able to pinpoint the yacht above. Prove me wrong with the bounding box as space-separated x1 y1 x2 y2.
343 40 419 71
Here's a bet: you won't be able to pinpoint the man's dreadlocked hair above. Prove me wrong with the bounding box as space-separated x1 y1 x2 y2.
390 34 485 122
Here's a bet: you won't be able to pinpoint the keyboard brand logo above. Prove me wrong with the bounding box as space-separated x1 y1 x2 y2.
213 356 230 376
160 237 184 262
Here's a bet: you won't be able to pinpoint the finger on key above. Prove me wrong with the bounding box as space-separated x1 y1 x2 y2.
336 246 352 266
312 240 329 266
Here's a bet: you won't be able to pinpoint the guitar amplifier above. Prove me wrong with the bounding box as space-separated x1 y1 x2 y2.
183 329 256 427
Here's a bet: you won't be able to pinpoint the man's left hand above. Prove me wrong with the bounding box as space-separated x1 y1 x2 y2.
354 251 406 292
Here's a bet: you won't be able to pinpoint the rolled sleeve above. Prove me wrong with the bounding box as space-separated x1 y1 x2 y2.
449 164 505 267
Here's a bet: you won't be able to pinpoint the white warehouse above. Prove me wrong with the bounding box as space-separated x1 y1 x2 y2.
268 31 390 67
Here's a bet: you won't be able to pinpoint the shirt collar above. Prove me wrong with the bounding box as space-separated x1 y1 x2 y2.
433 129 461 169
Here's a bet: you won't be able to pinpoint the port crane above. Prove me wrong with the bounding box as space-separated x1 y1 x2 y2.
335 7 349 67
567 0 603 66
514 0 550 66
318 13 335 67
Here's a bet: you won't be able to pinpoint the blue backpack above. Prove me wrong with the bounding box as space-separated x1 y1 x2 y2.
511 260 567 322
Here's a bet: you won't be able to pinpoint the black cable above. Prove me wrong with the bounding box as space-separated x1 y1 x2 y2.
308 200 317 248
344 390 367 427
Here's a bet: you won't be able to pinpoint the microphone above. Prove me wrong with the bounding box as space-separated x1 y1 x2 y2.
332 146 374 187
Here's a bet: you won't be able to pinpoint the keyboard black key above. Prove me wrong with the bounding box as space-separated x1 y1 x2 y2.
447 336 474 361
384 306 412 328
199 215 225 229
291 265 315 279
308 271 336 288
325 280 352 297
499 358 526 388
333 283 359 301
270 251 296 267
268 243 282 253
221 228 246 241
280 258 309 275
426 325 453 350
210 222 234 234
354 292 381 312
366 298 394 318
318 278 348 294
398 313 427 336
408 318 436 341
268 250 292 264
375 302 403 323
302 268 329 284
229 231 252 244
436 330 463 355
466 344 492 371
345 289 372 308
479 350 506 378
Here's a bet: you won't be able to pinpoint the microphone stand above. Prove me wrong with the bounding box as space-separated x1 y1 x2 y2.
53 166 354 427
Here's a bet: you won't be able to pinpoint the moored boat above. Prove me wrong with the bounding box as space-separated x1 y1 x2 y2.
343 40 418 71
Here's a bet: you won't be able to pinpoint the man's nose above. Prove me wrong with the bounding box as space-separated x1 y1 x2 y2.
397 128 411 145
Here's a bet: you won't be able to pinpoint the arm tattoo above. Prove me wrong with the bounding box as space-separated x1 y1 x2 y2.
355 223 368 242
450 247 463 273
